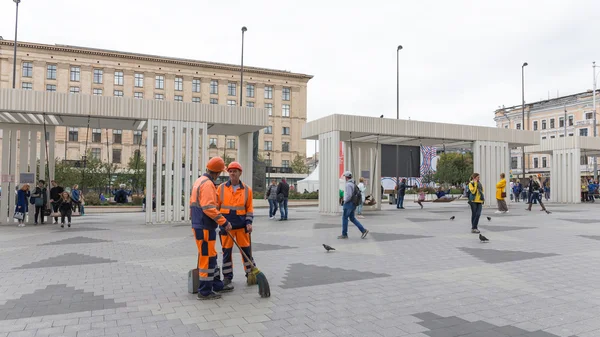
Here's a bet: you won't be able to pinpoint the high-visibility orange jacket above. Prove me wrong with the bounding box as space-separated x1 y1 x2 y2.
191 173 227 230
217 180 254 229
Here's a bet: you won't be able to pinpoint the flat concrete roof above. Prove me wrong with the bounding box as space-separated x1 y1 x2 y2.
0 89 268 134
302 114 540 148
526 137 600 156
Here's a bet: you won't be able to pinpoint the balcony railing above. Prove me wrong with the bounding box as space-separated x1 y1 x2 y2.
265 166 293 174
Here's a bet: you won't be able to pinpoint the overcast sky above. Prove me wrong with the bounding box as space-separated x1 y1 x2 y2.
1 0 598 156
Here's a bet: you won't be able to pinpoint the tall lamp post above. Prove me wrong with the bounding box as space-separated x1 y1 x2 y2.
593 61 599 181
12 0 21 89
396 45 403 192
521 62 528 180
240 26 247 107
266 152 271 182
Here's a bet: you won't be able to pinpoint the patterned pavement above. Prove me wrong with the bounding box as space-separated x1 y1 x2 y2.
1 201 600 336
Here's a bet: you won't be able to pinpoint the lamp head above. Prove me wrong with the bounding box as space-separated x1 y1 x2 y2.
14 0 21 4
522 62 528 67
242 26 247 33
397 45 403 51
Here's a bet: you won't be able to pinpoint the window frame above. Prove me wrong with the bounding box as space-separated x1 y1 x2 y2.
227 82 237 96
70 66 80 82
134 73 144 88
192 79 201 93
92 129 102 143
246 84 255 98
46 84 56 92
155 75 165 90
113 90 124 97
114 71 124 86
174 77 183 91
46 64 57 80
282 142 290 152
68 127 79 142
113 129 123 144
22 62 33 78
264 140 273 151
264 86 273 99
22 82 33 90
210 80 218 94
112 149 122 164
282 127 290 135
282 104 291 117
70 86 80 94
93 88 103 96
93 69 103 84
282 87 291 101
174 95 183 102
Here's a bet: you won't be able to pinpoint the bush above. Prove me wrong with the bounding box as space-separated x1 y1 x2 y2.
84 192 101 206
131 195 144 206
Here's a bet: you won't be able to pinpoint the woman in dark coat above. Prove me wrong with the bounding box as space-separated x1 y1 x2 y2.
15 184 31 227
58 191 74 228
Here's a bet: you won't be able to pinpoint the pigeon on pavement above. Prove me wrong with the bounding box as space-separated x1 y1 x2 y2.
487 216 492 221
479 234 489 242
450 216 455 220
323 244 336 252
545 210 552 214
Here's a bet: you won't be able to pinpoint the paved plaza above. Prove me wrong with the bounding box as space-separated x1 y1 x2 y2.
1 201 600 337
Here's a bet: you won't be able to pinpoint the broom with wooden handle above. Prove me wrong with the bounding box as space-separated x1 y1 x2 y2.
225 231 270 298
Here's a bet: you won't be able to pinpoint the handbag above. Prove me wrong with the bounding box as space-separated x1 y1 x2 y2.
50 212 61 218
44 208 52 216
35 197 44 207
501 192 507 198
13 212 24 220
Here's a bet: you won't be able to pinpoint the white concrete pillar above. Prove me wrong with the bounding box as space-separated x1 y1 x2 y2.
472 141 510 208
319 131 341 214
156 122 164 222
0 126 11 224
237 132 254 188
551 148 580 203
145 120 155 224
29 129 39 222
173 121 183 221
164 121 174 223
183 125 192 222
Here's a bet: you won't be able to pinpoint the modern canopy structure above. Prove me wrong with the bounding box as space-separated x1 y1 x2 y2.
0 89 268 225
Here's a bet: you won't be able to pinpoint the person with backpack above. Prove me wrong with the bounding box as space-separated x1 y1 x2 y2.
467 173 484 234
526 175 549 213
31 180 48 225
338 171 369 240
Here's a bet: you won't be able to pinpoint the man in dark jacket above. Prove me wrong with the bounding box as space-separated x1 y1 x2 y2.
32 180 48 225
396 178 407 209
276 178 289 221
49 180 64 224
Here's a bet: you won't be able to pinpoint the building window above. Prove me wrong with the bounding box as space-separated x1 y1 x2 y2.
22 82 32 90
93 88 103 96
70 66 80 82
93 69 103 84
264 126 272 134
247 84 255 98
227 100 236 106
22 62 33 78
113 129 122 144
559 134 565 138
511 157 518 169
155 75 164 89
533 157 538 168
174 95 183 102
228 83 236 96
581 155 589 165
47 65 57 80
70 87 80 94
112 149 122 164
516 123 521 130
569 133 574 137
68 127 78 142
282 160 290 168
265 103 273 116
542 157 547 168
533 121 538 131
192 79 201 93
282 127 290 135
135 73 144 87
282 104 290 117
192 97 201 103
247 102 254 108
114 90 123 97
46 84 56 92
155 94 164 100
541 120 547 130
282 87 291 101
92 129 102 143
227 139 235 149
264 86 273 99
133 131 143 145
264 141 273 151
114 71 124 86
91 148 101 159
568 116 574 126
210 98 218 104
550 118 555 129
559 117 565 128
210 80 218 94
586 112 593 120
175 77 183 91
209 138 217 148
550 135 555 139
282 142 290 152
580 128 588 137
134 92 143 99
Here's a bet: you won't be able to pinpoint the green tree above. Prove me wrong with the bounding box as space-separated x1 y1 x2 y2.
434 152 473 186
290 154 308 174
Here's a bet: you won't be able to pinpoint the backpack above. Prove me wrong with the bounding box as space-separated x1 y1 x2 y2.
351 183 362 206
466 182 476 202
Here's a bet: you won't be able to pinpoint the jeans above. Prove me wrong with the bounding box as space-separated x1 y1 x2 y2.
268 199 278 218
34 206 45 223
396 194 405 208
469 202 482 229
342 202 365 236
357 202 363 215
278 198 288 220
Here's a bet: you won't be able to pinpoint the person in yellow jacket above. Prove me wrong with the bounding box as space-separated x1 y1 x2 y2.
468 173 484 234
216 161 255 286
495 173 508 214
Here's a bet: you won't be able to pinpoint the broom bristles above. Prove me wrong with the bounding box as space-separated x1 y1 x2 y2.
252 268 270 298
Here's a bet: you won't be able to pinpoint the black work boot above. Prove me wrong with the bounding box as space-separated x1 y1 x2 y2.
197 292 222 300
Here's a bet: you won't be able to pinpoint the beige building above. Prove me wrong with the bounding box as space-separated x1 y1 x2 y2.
0 39 311 179
494 90 600 177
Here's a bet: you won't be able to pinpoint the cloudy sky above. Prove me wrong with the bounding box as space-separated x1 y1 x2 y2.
1 0 598 156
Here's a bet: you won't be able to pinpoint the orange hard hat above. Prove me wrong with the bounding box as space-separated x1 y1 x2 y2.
206 157 226 172
227 161 243 172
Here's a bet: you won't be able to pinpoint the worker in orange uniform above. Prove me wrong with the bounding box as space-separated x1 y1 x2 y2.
217 161 255 286
191 157 235 300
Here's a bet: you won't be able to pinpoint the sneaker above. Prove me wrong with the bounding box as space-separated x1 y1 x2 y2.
361 229 369 239
505 211 509 213
54 221 58 225
471 229 480 234
34 222 38 226
216 283 234 293
197 292 222 300
68 223 71 228
337 235 348 239
269 216 274 220
223 278 232 286
61 224 64 228
494 211 502 214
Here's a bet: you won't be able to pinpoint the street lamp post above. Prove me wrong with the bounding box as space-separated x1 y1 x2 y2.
12 0 21 89
593 61 598 181
521 62 528 180
267 152 271 182
396 45 403 192
240 26 247 107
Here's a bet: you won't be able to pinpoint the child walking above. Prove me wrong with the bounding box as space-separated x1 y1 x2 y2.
58 191 73 228
417 188 426 209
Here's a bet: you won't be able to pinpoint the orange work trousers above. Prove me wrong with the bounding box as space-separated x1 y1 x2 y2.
220 228 254 280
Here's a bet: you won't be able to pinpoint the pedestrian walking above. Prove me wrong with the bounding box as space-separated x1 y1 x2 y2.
276 178 289 221
495 173 508 213
416 188 426 209
526 175 549 213
15 184 30 227
356 177 367 218
513 180 521 202
58 191 74 228
338 171 369 240
396 178 407 209
49 180 64 225
265 179 278 219
71 184 83 214
31 180 48 225
468 173 484 233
